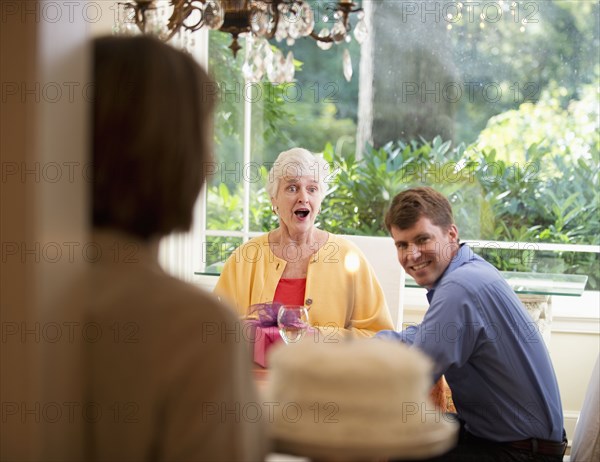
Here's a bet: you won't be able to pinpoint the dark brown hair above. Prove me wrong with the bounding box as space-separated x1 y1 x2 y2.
385 187 455 231
92 36 215 240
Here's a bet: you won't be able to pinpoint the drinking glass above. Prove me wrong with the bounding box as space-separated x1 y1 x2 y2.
277 305 310 344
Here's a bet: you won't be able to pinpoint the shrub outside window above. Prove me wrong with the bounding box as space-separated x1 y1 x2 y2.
202 0 599 290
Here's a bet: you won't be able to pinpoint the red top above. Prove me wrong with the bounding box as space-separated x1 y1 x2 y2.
273 278 307 306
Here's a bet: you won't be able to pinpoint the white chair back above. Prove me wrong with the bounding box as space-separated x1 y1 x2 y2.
341 234 405 330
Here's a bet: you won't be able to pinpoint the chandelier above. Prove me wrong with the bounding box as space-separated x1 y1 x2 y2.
114 0 367 82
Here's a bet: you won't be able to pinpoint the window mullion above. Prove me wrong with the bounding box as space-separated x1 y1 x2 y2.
193 28 210 271
242 43 252 244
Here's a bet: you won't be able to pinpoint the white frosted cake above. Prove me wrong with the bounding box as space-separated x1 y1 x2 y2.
267 339 458 460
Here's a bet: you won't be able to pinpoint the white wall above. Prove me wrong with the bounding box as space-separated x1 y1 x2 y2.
1 1 90 459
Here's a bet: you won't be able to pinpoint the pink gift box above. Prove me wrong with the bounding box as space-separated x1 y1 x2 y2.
253 325 283 368
243 320 283 368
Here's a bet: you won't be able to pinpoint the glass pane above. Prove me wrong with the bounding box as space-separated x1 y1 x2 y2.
207 31 245 232
249 2 360 160
323 0 598 283
473 247 599 291
206 1 599 286
247 0 361 232
202 236 243 273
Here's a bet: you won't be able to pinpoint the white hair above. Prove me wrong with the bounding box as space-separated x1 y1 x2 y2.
266 148 331 199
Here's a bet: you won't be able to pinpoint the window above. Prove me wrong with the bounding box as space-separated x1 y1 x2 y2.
200 0 599 289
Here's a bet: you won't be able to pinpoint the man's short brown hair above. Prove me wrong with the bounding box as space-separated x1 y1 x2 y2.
92 36 215 240
385 187 455 231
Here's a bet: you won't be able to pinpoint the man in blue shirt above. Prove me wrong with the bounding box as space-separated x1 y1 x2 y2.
378 187 566 461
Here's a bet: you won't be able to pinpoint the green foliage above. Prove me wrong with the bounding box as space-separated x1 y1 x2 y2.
249 166 279 232
207 183 243 230
319 137 479 236
204 185 243 269
447 0 600 144
252 97 357 165
475 82 600 165
205 2 599 287
466 143 599 287
207 134 598 287
208 29 358 171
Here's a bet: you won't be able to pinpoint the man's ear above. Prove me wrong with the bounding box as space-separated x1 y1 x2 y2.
448 224 459 243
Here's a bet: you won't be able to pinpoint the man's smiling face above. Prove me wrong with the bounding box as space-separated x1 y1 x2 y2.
390 217 459 289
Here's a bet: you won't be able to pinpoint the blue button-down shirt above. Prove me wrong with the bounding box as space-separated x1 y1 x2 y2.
377 244 564 442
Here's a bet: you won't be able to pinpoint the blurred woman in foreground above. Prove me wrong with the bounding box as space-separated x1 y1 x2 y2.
89 36 265 461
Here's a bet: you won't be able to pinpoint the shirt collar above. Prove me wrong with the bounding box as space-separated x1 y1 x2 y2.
426 243 473 303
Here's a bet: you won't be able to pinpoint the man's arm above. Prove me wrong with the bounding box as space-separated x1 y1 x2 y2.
378 280 484 381
376 325 418 344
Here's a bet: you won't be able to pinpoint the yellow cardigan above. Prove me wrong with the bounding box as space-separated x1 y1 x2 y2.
214 233 394 337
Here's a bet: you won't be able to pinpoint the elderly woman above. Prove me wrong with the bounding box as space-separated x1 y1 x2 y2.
215 147 394 337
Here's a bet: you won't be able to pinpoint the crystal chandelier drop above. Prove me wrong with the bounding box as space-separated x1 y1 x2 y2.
113 1 368 82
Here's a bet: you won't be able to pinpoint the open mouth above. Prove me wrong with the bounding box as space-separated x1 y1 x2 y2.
294 209 310 218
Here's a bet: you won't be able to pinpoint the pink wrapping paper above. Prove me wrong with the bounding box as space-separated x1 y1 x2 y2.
242 320 283 367
253 325 283 368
